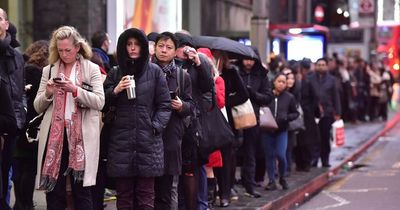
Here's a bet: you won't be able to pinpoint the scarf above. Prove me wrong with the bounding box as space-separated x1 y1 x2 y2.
154 58 177 77
39 59 85 192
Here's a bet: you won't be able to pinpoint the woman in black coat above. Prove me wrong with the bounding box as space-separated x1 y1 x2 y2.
213 51 249 207
283 68 302 174
13 40 49 210
103 28 171 210
263 73 299 191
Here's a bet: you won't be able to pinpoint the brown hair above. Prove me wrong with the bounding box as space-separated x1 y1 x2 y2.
25 40 49 68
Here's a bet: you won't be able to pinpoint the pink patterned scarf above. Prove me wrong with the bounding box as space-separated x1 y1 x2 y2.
39 60 85 192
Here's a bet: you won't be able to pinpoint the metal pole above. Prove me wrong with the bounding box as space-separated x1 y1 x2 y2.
369 0 378 62
251 0 269 64
306 0 312 23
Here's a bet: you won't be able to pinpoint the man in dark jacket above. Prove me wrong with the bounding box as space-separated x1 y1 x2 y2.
175 32 214 210
91 31 111 72
0 8 25 209
0 77 16 135
103 28 171 210
311 58 341 167
238 47 272 198
153 32 194 210
295 58 320 172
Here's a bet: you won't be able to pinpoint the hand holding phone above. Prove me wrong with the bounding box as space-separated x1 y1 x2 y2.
170 91 177 99
53 77 63 83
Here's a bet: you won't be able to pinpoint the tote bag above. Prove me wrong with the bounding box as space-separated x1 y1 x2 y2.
231 99 257 130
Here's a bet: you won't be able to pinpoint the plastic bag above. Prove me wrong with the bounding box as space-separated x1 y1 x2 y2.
332 119 345 147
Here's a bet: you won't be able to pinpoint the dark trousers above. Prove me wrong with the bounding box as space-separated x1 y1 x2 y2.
317 117 334 166
240 126 259 193
213 144 233 200
91 159 107 210
155 175 174 210
286 131 296 173
294 130 313 171
0 134 17 210
255 158 265 183
115 177 155 210
368 96 380 121
46 137 93 210
378 102 388 121
13 157 37 210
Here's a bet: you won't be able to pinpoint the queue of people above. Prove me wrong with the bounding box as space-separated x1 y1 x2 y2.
0 6 395 210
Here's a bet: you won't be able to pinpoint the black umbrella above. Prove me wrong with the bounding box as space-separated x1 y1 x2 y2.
193 35 258 60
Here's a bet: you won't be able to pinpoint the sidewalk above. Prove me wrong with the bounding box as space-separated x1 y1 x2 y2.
214 112 400 210
18 112 400 210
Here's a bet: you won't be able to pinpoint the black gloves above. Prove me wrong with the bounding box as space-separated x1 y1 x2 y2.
246 86 256 98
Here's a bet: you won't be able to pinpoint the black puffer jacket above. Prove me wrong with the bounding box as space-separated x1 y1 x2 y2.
104 28 171 177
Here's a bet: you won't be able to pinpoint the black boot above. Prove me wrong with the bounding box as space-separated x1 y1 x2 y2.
264 181 277 191
207 178 216 207
279 177 289 190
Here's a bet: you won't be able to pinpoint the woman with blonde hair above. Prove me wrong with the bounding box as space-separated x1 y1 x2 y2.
34 26 104 210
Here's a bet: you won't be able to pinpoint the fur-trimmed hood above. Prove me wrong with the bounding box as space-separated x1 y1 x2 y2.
116 28 149 76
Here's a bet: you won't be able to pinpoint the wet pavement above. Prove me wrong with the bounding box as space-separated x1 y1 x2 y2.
14 113 397 210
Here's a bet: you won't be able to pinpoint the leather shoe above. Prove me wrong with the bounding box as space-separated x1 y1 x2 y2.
220 199 229 207
244 191 261 198
265 181 277 191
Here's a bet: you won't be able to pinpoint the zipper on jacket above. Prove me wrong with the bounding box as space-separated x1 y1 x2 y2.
274 97 278 118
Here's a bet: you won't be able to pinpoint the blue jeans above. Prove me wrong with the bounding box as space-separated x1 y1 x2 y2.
262 131 288 182
197 165 208 210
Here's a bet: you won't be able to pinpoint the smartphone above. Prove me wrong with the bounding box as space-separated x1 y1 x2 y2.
170 91 177 99
53 77 63 83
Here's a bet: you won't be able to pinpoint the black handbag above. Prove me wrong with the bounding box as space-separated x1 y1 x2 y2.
288 105 305 131
198 106 234 158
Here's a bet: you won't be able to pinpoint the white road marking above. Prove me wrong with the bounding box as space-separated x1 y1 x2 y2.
307 191 350 210
378 136 396 141
366 170 397 177
392 162 400 169
330 187 388 193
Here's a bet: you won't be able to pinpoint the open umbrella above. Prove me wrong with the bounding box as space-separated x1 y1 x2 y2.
193 35 258 60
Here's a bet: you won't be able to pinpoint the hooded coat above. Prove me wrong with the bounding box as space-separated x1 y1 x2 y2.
238 53 273 121
103 28 171 177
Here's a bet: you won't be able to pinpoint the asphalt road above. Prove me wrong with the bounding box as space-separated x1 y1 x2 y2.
297 123 400 210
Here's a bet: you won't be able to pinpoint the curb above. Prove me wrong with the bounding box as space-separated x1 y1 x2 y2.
260 112 400 210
